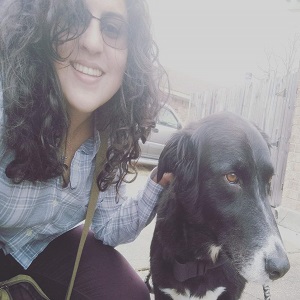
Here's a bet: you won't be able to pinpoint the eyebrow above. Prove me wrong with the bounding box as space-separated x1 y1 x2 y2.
101 11 128 22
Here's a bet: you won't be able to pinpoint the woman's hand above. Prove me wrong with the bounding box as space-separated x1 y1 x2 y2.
154 172 173 187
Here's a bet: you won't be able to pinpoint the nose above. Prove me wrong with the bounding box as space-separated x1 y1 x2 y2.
265 245 290 280
80 18 104 54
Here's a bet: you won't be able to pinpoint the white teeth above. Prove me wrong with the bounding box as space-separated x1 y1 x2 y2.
73 62 102 77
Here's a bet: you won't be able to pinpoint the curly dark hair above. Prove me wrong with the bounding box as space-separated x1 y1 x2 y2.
0 0 168 190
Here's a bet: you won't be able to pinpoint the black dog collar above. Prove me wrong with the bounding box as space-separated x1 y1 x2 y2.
173 254 227 282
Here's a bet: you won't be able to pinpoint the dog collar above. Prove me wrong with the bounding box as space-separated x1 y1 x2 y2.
173 254 227 282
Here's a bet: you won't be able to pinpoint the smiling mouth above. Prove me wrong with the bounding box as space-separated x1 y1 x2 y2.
72 62 103 77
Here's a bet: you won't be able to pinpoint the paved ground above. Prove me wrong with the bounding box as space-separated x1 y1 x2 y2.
116 166 300 300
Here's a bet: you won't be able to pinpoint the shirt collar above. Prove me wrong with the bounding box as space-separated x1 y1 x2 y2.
79 127 101 159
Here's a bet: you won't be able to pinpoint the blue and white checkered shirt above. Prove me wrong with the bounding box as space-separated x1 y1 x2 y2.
0 86 163 269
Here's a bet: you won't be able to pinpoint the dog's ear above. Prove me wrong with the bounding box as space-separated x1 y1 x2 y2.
157 130 196 187
253 124 272 150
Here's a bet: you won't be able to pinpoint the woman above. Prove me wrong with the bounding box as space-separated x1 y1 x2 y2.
0 0 170 298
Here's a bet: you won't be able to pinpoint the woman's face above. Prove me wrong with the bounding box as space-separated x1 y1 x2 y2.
54 0 128 117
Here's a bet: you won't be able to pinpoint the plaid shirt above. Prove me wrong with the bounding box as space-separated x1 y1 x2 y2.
0 88 163 269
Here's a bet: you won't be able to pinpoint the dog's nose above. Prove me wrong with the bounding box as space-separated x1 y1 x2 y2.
265 246 290 280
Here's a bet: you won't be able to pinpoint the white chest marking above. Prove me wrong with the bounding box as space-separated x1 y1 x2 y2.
160 287 226 300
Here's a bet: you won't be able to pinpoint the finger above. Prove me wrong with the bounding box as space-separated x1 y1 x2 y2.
158 172 174 187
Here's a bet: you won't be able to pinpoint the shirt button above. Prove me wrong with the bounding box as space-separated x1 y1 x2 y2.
26 229 33 236
52 200 58 207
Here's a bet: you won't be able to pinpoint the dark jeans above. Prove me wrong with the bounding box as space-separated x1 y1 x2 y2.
0 225 150 300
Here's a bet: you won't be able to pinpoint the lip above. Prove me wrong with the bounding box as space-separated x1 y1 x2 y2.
70 60 104 83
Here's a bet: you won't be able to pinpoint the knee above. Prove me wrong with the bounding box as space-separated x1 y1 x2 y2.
78 240 150 299
121 272 151 300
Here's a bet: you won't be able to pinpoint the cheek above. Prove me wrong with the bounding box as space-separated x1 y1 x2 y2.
56 40 77 61
53 58 69 90
109 50 128 78
53 42 77 79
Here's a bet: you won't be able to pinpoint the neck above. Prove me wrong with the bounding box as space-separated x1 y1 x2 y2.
62 110 94 167
60 107 94 187
67 107 94 139
173 252 228 282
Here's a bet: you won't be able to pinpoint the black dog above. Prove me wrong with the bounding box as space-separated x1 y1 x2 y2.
150 112 290 300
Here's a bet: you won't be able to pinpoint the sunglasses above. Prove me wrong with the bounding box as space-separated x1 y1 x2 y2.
87 11 128 50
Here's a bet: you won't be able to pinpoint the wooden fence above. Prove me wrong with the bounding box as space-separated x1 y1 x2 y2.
188 71 300 207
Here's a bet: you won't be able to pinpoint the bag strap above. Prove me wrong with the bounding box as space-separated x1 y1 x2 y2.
65 130 108 300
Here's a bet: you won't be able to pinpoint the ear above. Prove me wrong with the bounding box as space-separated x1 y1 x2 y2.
157 130 196 187
253 124 272 150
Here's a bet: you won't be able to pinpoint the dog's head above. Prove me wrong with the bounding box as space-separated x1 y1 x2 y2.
157 111 290 284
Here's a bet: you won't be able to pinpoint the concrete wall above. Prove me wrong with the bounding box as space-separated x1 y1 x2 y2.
282 86 300 214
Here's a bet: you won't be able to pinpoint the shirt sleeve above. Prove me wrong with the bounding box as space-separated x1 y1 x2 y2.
91 168 163 247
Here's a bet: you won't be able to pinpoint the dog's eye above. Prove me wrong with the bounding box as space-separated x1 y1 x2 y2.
225 173 239 184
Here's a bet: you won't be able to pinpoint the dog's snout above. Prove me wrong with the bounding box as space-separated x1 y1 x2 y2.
265 246 290 280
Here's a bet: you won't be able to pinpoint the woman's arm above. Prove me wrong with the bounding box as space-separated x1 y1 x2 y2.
91 169 171 247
